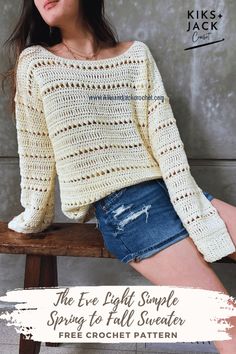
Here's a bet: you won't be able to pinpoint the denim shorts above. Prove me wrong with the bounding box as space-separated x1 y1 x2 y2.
93 178 215 264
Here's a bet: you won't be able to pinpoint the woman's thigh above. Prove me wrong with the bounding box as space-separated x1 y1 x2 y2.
128 194 236 287
128 233 236 353
128 235 228 291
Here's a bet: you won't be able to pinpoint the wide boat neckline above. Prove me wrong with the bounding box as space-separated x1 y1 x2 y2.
37 40 139 64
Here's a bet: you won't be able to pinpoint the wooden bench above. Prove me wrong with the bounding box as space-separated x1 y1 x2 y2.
0 220 235 354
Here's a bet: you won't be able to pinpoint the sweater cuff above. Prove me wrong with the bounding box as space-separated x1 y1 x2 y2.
8 212 53 234
191 226 236 262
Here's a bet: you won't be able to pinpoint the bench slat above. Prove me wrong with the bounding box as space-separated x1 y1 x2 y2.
0 222 114 259
1 221 235 263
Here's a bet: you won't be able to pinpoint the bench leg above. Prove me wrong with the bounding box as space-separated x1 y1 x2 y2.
20 254 42 354
39 256 59 348
19 255 59 354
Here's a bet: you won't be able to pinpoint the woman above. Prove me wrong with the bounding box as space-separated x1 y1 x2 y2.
2 1 236 352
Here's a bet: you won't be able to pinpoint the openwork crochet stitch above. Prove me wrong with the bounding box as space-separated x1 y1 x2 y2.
8 40 235 262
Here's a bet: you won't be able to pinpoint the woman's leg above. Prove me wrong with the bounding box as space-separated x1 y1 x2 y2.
210 197 236 261
128 229 236 353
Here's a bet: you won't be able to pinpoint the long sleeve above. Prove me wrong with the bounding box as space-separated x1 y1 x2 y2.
8 51 57 234
145 45 236 262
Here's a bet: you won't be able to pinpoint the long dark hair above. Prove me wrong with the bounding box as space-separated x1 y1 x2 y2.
1 0 119 118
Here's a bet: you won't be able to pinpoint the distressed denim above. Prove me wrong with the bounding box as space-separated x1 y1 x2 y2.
93 178 215 264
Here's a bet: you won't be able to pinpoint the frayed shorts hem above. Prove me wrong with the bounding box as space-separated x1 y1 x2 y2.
120 228 189 264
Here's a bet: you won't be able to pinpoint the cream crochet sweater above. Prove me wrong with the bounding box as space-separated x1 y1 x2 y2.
8 40 235 262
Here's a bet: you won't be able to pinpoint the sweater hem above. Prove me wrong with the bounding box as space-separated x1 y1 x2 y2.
61 172 163 221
